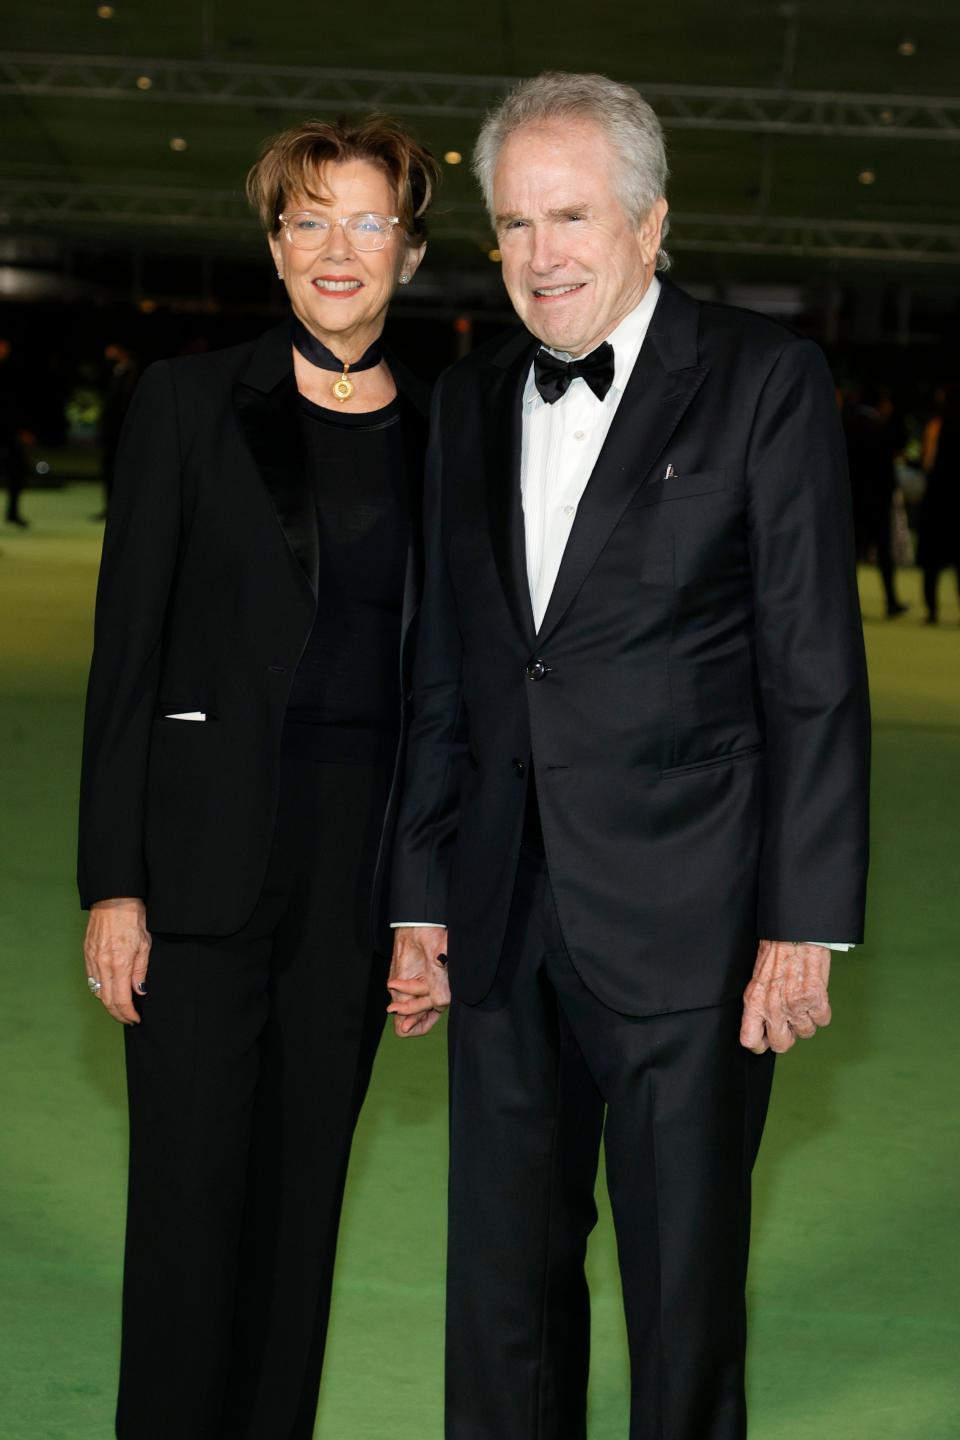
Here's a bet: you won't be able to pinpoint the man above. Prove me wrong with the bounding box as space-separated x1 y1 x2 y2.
843 381 908 618
388 72 869 1440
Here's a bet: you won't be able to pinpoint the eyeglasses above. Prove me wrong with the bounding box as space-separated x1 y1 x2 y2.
278 211 400 252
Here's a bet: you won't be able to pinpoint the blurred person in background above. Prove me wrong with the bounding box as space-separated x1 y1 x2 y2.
0 336 31 528
77 116 438 1439
844 381 908 618
918 383 960 624
94 341 140 519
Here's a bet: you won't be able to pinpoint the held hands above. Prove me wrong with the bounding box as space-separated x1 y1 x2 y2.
740 940 832 1054
83 898 150 1025
387 926 451 1038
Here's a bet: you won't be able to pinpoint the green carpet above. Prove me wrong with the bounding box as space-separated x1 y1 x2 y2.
0 486 957 1439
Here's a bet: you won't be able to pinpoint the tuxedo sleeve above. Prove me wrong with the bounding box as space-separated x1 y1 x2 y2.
746 339 870 942
77 362 183 908
389 374 470 923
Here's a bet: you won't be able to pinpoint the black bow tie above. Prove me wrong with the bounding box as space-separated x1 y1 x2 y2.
533 341 615 405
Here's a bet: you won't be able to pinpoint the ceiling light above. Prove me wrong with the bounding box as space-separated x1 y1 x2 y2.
858 169 876 186
169 136 188 152
138 298 157 314
487 248 502 262
444 151 463 165
136 75 153 91
96 4 115 17
898 39 916 56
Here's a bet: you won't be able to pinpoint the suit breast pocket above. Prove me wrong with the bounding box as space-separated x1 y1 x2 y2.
622 468 744 592
628 468 728 509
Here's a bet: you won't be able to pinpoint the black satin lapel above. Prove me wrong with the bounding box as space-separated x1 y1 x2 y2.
536 346 709 645
483 347 537 646
395 388 428 535
233 372 318 599
395 388 428 676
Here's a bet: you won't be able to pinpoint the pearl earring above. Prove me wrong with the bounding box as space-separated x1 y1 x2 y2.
399 272 410 285
276 271 283 280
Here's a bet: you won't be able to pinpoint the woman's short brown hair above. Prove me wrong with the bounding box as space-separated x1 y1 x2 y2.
246 115 440 242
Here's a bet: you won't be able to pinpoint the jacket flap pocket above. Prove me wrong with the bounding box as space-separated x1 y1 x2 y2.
629 468 728 509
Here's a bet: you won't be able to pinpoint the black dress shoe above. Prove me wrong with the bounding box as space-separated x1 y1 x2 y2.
5 515 29 529
885 602 909 619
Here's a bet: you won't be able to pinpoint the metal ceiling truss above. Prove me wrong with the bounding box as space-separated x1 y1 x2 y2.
2 51 960 141
669 214 960 264
2 180 959 265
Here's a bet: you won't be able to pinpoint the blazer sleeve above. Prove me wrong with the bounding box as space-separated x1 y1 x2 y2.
77 361 183 908
388 374 470 922
746 339 871 942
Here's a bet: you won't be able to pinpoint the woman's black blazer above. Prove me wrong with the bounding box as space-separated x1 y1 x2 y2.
78 321 430 940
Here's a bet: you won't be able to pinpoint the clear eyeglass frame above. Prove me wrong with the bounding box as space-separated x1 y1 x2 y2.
278 210 401 252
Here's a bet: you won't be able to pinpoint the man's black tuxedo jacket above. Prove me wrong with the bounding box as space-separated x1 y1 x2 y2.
390 279 870 1016
78 322 429 940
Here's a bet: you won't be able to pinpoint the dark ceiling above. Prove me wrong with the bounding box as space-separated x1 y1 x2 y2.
1 0 958 336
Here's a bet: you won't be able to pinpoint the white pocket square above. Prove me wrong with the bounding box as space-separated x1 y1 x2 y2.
164 711 206 721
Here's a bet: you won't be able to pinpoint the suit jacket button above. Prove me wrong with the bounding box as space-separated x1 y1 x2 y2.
526 659 547 681
513 758 526 777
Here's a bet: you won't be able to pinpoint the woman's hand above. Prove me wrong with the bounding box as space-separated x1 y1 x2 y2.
83 898 151 1025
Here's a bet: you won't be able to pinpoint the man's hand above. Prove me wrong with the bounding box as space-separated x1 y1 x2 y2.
83 898 150 1025
740 940 832 1054
387 926 451 1038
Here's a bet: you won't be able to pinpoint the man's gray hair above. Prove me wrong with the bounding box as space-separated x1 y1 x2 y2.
473 71 671 271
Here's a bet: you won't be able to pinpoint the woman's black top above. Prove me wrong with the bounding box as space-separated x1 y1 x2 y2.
283 395 410 762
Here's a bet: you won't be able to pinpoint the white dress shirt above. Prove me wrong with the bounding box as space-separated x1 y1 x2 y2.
395 276 851 948
521 276 662 631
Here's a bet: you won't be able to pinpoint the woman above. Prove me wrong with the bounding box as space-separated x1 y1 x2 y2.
78 117 439 1439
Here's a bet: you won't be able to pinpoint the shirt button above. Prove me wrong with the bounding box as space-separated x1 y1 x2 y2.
562 505 575 516
573 430 585 440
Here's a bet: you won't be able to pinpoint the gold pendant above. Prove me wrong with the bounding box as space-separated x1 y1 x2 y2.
332 365 353 403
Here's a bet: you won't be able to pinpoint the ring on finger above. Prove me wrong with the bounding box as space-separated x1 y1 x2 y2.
86 975 102 996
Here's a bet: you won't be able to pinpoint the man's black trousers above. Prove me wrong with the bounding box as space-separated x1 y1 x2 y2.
446 844 776 1440
117 749 391 1440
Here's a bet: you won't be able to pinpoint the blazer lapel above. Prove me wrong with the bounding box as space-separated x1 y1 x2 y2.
536 280 708 646
233 322 319 600
482 330 539 648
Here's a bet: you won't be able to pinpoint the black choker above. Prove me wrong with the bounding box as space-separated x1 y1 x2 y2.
291 317 382 403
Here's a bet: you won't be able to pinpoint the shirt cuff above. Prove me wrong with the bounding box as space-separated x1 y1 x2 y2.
390 921 447 928
805 942 854 951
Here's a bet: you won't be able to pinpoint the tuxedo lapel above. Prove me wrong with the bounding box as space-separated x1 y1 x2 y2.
536 281 708 646
482 331 539 647
233 322 318 600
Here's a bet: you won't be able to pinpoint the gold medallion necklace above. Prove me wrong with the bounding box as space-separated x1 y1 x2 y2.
332 364 354 403
291 318 381 405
